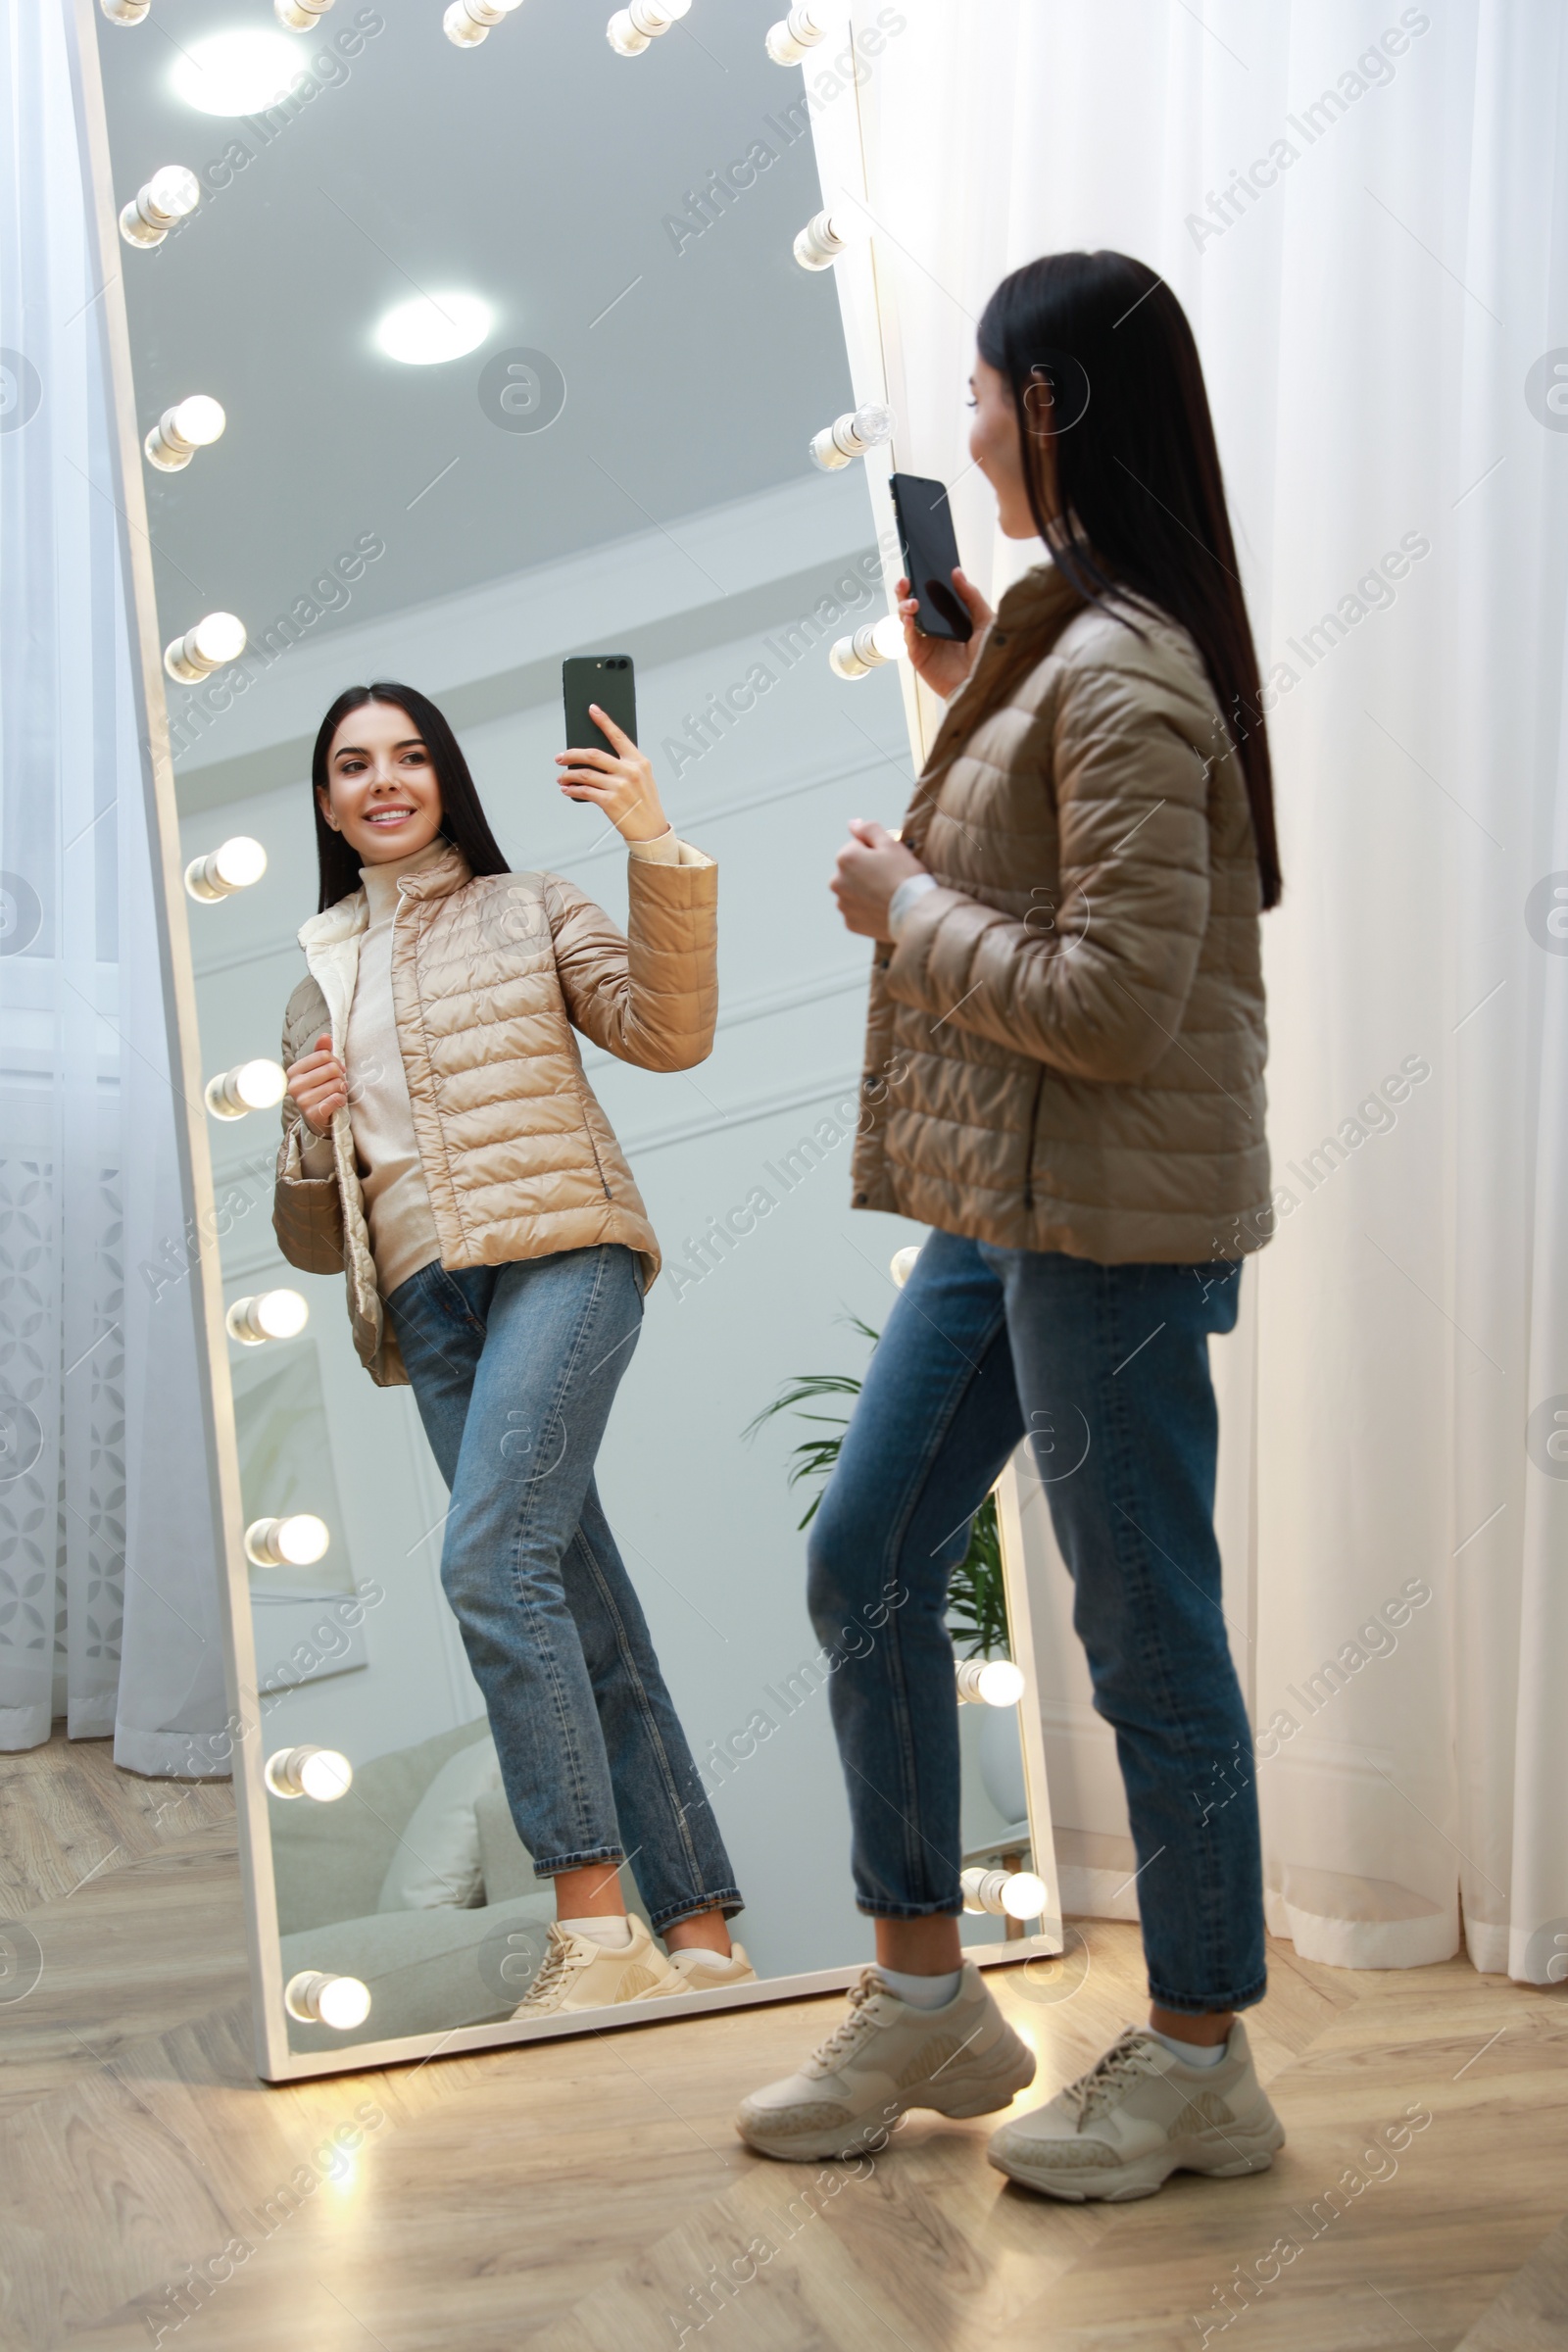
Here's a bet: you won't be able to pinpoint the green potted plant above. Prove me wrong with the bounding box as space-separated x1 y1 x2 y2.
746 1316 1010 1659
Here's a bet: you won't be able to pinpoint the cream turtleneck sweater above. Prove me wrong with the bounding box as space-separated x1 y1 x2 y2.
299 828 684 1298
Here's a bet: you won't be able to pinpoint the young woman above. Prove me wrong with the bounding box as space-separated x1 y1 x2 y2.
272 682 753 2015
739 252 1285 2196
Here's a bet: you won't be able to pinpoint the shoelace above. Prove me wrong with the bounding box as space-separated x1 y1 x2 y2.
803 1969 884 2077
519 1924 582 2009
1061 2028 1160 2124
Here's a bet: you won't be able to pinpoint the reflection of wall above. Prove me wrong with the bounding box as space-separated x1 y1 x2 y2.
180 478 925 1982
231 1338 352 1598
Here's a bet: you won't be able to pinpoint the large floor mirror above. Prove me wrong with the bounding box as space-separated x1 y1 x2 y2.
81 0 1060 2077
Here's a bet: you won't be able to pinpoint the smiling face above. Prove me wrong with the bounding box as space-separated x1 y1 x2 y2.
317 700 446 864
969 353 1060 541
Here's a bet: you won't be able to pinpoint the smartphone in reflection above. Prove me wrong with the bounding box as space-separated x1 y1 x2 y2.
563 655 638 759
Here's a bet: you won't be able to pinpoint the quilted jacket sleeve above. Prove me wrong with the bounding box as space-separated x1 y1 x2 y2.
271 988 347 1275
884 660 1214 1084
548 844 718 1072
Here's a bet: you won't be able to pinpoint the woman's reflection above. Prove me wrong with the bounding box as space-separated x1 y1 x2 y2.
271 680 754 2014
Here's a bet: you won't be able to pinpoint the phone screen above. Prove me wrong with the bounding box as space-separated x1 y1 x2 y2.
563 655 638 759
889 472 974 643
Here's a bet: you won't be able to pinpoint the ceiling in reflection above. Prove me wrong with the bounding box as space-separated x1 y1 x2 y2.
98 0 857 639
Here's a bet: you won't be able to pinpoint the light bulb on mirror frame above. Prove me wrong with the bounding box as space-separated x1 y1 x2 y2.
443 0 524 48
284 1970 370 2030
101 0 151 23
809 402 894 472
275 0 334 24
245 1512 330 1569
205 1057 285 1120
765 2 827 64
185 834 267 902
961 1865 1049 1921
793 205 865 271
267 1744 353 1801
165 610 247 683
607 0 690 56
144 394 226 472
890 1244 922 1289
829 614 905 680
226 1290 309 1347
120 166 200 248
956 1657 1026 1709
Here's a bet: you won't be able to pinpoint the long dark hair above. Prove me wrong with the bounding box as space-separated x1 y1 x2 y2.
311 682 510 912
976 252 1282 908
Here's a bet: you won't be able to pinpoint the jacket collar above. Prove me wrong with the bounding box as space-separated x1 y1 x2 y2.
297 839 471 954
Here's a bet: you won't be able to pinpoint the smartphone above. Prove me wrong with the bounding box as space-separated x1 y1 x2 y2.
889 472 974 642
563 655 637 760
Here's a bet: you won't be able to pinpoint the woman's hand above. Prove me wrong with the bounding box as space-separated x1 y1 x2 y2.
556 709 671 844
896 569 994 701
830 819 926 943
286 1032 347 1137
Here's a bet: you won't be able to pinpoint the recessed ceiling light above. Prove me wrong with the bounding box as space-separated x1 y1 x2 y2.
374 292 493 367
172 30 303 117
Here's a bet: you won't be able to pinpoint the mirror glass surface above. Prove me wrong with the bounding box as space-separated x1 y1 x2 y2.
96 0 1043 2054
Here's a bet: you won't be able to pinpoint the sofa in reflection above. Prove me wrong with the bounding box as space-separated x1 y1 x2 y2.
270 1715 653 2049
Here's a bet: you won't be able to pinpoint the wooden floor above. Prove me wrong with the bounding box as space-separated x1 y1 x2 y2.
2 1733 1564 2352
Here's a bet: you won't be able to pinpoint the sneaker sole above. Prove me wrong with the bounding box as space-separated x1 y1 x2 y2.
989 2117 1286 2203
738 2039 1037 2163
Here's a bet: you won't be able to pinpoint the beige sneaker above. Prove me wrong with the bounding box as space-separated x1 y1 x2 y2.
511 1916 678 2017
736 1963 1036 2161
637 1942 759 1998
988 2020 1285 2201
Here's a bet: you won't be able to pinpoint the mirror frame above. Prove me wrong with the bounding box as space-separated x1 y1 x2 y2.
71 0 1063 2083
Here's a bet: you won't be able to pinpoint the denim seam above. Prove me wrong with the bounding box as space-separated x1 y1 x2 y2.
500 1249 616 1852
650 1888 746 1933
873 1298 1011 1908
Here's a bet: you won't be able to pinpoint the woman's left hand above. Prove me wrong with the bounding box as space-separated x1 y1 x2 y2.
557 709 671 844
830 818 926 942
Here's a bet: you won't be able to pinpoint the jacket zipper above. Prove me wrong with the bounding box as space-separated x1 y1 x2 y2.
1021 1064 1047 1211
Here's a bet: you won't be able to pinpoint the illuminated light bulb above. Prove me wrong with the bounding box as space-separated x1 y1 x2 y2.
809 402 894 471
961 1866 1049 1920
829 614 905 680
184 834 267 902
443 0 524 48
165 610 247 683
226 1290 309 1346
956 1657 1026 1708
284 1970 370 2030
144 393 226 472
245 1512 330 1568
607 0 690 55
793 206 865 270
205 1057 286 1120
172 29 302 114
890 1244 922 1289
120 166 200 248
276 0 335 24
101 0 151 24
765 2 827 64
267 1744 353 1800
374 291 492 366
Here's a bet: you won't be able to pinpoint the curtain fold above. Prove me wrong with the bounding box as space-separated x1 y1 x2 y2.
0 0 226 1773
812 0 1568 1985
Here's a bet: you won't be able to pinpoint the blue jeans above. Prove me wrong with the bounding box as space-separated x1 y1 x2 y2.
807 1230 1264 2015
386 1245 741 1932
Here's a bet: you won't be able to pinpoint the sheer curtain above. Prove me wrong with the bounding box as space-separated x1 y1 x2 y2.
813 0 1568 1984
0 0 227 1773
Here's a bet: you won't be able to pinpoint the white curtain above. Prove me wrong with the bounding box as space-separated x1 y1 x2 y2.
0 0 228 1773
813 0 1568 1984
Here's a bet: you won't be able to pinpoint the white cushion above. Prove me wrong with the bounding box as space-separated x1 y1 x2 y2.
375 1735 503 1912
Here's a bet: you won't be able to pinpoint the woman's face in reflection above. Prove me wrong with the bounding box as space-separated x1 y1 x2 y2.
318 701 445 865
969 353 1059 541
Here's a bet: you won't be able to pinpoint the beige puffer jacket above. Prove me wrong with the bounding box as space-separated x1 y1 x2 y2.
272 840 716 1385
853 564 1271 1262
